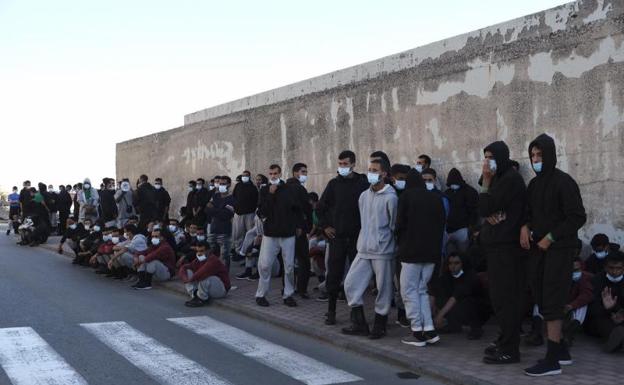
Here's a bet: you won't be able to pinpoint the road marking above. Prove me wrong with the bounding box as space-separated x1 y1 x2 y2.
80 321 231 385
0 327 88 385
168 316 362 385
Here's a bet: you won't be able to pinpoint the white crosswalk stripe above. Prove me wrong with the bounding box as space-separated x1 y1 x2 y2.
0 327 88 385
168 316 362 385
80 321 232 385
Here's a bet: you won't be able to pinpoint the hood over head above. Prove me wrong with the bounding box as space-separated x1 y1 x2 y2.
483 141 512 175
405 168 425 190
446 168 465 186
528 133 557 175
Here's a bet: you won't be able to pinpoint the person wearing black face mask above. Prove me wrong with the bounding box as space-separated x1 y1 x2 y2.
479 140 527 365
521 134 586 377
586 251 624 353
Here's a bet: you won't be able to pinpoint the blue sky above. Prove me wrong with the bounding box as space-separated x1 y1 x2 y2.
0 0 567 191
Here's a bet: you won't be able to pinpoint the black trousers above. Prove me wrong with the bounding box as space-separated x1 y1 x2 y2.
295 233 311 294
485 244 526 355
326 236 358 304
586 316 618 340
59 209 70 233
528 246 574 321
444 297 490 330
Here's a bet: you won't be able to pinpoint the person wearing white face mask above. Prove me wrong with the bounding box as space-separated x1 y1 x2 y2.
180 242 231 307
521 134 587 376
232 170 259 260
152 177 171 223
205 176 236 271
192 178 211 228
132 229 176 290
57 217 87 257
444 168 479 256
287 163 314 299
77 178 100 222
114 178 135 228
317 150 369 324
587 251 624 353
342 159 397 339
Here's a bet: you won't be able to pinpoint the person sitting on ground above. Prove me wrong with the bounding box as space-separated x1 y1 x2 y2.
167 218 187 251
433 252 490 340
58 217 87 257
585 233 620 275
179 242 231 307
562 256 594 347
585 250 624 353
17 215 49 247
108 224 148 280
91 227 123 274
131 228 176 290
73 221 104 266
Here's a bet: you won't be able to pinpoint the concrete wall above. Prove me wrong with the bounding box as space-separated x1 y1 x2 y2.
117 0 624 245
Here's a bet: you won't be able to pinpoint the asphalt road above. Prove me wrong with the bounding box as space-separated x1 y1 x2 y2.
0 224 446 385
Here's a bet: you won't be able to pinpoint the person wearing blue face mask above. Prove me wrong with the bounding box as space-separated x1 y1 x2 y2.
585 233 620 275
479 140 527 365
587 251 624 353
521 134 587 377
445 168 479 255
317 150 369 325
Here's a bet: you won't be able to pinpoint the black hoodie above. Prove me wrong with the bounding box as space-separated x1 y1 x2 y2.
317 172 370 238
257 181 302 237
286 177 313 232
232 180 259 215
479 141 527 246
526 134 586 248
444 168 479 232
396 169 447 264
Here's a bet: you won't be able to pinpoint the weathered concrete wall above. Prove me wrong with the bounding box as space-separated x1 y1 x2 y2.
117 0 624 245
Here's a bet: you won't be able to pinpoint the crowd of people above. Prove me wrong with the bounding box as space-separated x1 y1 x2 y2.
6 133 624 377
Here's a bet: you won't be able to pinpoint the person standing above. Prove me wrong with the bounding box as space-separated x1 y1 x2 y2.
99 178 118 227
19 180 32 219
254 164 301 307
57 185 73 234
341 159 397 339
479 141 527 365
115 179 135 228
397 169 447 346
7 187 20 235
154 177 172 223
135 174 158 232
232 170 259 259
444 168 479 254
46 184 59 233
521 133 586 377
205 176 236 270
317 150 369 325
77 178 100 222
288 163 314 298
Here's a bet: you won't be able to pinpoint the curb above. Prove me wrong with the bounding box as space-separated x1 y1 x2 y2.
39 239 493 385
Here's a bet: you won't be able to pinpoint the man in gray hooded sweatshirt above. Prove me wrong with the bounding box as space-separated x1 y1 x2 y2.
342 159 398 339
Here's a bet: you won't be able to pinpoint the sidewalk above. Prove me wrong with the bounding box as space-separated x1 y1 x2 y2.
39 236 622 385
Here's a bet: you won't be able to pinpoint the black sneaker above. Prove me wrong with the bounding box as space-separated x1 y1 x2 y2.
283 296 297 307
337 291 347 302
316 293 329 302
524 360 561 377
256 296 270 307
247 272 259 281
401 331 427 347
6 229 10 235
396 309 410 328
423 330 440 344
297 292 310 300
185 296 209 307
134 281 152 290
483 351 520 365
236 269 252 280
604 326 624 353
325 311 336 325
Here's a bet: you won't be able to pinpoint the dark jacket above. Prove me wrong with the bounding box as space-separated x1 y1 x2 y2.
257 181 301 237
286 177 313 232
397 169 446 264
437 270 485 303
585 243 621 274
526 134 586 249
589 272 624 320
232 181 259 215
135 182 158 218
179 254 231 291
143 241 176 275
479 141 527 246
57 190 73 213
99 189 118 222
205 193 235 235
60 223 87 243
317 172 369 238
568 271 593 310
154 187 172 219
445 168 479 233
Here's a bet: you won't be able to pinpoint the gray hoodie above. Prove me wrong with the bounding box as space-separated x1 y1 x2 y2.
356 184 398 260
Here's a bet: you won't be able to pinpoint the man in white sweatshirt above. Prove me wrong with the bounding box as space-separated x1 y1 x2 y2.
342 158 398 339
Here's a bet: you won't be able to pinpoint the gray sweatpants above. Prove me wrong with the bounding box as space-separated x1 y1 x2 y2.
118 252 135 269
446 227 470 255
185 270 227 300
96 254 112 264
400 262 435 332
255 236 295 299
138 260 171 281
344 255 394 316
232 213 256 250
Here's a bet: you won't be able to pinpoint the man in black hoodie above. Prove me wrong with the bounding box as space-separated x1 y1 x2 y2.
254 164 302 308
135 175 158 232
288 163 314 298
57 185 73 234
445 168 479 254
479 140 527 365
99 178 118 227
232 170 259 259
521 133 586 377
154 177 172 222
317 150 369 325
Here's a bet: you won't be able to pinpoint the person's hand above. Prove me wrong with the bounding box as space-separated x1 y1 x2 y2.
107 260 114 270
324 226 336 239
537 236 552 251
176 258 184 268
481 160 495 188
434 315 445 330
296 228 303 237
269 185 278 194
207 202 214 209
57 245 64 254
563 304 573 314
89 255 98 265
611 310 624 324
225 205 234 212
602 287 618 310
485 215 501 226
520 225 532 250
133 256 140 268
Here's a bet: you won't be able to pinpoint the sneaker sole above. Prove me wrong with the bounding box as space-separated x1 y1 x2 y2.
135 286 152 290
235 276 250 280
559 360 573 366
426 336 440 344
395 321 410 328
525 369 562 377
401 339 427 347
